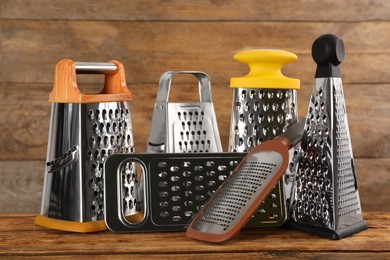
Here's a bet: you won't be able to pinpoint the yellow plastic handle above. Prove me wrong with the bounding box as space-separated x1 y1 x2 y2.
49 59 132 103
230 49 300 89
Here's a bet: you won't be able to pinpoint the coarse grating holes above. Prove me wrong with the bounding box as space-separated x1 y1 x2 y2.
174 109 216 152
86 104 135 221
292 81 357 228
149 156 246 226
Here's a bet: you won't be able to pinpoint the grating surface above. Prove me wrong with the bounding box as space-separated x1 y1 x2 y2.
85 103 135 221
174 109 213 152
229 88 296 152
291 78 361 230
147 157 241 225
190 151 282 235
171 106 220 153
292 81 334 228
334 80 360 218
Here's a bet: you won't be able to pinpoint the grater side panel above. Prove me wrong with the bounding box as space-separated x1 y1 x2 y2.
83 102 136 221
148 156 242 226
228 88 297 152
292 78 335 229
42 103 82 221
169 103 222 153
332 78 363 228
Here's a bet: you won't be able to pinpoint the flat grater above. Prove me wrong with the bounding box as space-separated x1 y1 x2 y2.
287 34 368 239
228 49 300 227
146 71 222 153
35 59 138 232
104 152 247 232
186 119 305 243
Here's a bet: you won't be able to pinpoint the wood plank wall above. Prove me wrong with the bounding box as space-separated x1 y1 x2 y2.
0 1 389 213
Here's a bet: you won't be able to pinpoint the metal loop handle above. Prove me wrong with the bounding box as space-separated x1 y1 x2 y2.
156 71 212 103
75 62 118 74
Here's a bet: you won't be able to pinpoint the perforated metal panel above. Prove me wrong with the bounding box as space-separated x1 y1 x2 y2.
85 103 136 220
104 153 248 232
229 89 297 152
191 159 279 234
171 106 219 153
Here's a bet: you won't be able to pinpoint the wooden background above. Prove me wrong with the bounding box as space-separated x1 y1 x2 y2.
0 1 389 213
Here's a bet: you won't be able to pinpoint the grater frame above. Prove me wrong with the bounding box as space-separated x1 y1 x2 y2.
104 152 248 232
146 71 222 153
288 34 367 239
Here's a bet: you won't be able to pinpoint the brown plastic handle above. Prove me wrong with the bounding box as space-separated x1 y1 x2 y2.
49 59 132 103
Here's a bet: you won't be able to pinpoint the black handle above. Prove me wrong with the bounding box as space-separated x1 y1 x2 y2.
312 34 345 78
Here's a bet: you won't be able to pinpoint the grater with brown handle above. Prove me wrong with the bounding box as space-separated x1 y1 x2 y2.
35 60 137 232
186 119 305 243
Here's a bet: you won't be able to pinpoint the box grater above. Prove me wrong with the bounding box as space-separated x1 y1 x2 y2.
35 59 137 232
288 34 368 239
228 49 300 227
146 71 222 153
104 152 247 232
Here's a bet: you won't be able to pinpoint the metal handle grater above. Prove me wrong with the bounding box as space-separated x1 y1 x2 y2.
104 152 247 232
288 34 367 239
35 60 137 232
228 49 300 227
146 71 222 153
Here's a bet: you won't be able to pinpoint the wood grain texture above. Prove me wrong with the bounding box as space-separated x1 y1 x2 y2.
0 213 389 257
1 82 388 160
0 159 388 214
1 0 389 21
1 20 390 85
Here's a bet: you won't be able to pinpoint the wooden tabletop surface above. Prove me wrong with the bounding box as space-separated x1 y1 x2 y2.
1 212 389 259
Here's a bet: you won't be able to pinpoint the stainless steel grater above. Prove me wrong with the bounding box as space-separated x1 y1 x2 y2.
35 60 137 232
104 152 247 232
288 34 367 239
146 71 222 153
186 119 305 243
228 49 300 227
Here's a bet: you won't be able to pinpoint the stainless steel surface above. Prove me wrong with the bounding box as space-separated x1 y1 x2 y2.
290 77 365 232
190 151 283 234
74 62 118 74
146 71 222 153
228 88 297 152
229 88 299 227
40 101 136 222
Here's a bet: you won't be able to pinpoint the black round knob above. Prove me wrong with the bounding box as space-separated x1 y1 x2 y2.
312 34 345 66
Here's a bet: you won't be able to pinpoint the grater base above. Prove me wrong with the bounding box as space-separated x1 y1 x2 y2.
285 220 368 240
34 214 107 233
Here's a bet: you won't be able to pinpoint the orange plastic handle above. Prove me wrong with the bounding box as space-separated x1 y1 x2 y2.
49 59 132 103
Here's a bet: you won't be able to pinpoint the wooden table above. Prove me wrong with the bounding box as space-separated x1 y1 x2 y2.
0 212 389 259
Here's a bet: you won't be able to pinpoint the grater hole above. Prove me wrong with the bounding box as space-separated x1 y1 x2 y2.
248 113 254 124
244 102 250 111
241 90 247 99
